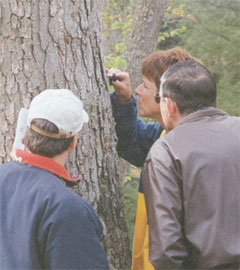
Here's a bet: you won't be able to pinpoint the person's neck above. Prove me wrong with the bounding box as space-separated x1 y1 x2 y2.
153 113 165 127
174 113 183 127
167 113 184 131
52 151 69 166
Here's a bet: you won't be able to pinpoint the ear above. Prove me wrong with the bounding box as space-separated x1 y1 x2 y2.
166 98 178 117
69 132 80 153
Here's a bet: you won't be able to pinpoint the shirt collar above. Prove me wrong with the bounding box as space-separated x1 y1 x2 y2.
178 107 228 127
15 149 80 182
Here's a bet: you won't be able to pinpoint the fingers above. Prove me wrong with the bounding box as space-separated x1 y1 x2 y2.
107 67 120 75
111 79 132 103
109 73 117 85
105 67 132 102
108 72 129 83
106 68 129 81
111 79 125 88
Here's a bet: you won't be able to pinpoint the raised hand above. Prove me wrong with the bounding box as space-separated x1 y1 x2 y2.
107 68 132 103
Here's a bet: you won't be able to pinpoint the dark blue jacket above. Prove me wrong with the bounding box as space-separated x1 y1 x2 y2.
111 93 163 167
0 155 109 269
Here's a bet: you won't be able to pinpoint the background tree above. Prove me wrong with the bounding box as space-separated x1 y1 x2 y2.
0 0 131 268
102 0 133 70
102 0 167 90
124 0 167 90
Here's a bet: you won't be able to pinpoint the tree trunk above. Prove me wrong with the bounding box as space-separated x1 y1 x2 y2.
114 0 167 186
0 0 130 269
124 0 167 90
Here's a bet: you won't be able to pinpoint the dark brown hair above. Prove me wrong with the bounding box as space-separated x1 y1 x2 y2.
23 119 74 158
141 47 203 89
161 60 216 114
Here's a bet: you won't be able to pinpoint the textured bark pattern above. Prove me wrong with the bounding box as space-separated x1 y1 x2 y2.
125 0 166 90
0 0 130 268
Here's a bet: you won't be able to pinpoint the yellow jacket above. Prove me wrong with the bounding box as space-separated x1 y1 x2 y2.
132 130 167 270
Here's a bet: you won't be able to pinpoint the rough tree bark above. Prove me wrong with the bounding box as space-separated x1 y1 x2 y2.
0 0 130 269
124 0 167 90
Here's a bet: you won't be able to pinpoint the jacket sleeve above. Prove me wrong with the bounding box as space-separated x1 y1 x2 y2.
111 93 163 167
38 196 109 270
142 138 188 269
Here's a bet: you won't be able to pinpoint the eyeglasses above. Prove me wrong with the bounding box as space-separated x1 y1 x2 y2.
154 93 161 104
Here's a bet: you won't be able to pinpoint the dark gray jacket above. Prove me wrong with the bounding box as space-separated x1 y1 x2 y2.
142 108 240 269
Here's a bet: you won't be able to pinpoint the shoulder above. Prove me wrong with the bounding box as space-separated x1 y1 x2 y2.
35 179 103 239
39 178 96 217
137 119 163 135
46 185 101 226
0 161 21 174
146 136 170 161
226 115 240 126
145 129 180 164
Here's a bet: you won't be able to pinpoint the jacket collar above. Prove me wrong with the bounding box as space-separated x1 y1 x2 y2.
15 149 80 182
178 107 228 127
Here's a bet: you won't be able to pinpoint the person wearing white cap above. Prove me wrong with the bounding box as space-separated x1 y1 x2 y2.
0 89 109 269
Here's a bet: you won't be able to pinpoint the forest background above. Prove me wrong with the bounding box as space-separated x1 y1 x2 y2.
102 0 240 249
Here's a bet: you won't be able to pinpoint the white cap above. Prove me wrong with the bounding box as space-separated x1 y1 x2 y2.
27 89 89 138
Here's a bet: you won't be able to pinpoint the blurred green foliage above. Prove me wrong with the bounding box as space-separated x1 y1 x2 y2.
122 165 140 249
165 0 240 115
122 178 139 250
102 0 133 70
157 2 188 43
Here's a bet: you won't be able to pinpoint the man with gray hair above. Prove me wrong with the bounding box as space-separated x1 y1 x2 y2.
142 61 240 269
0 89 109 269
